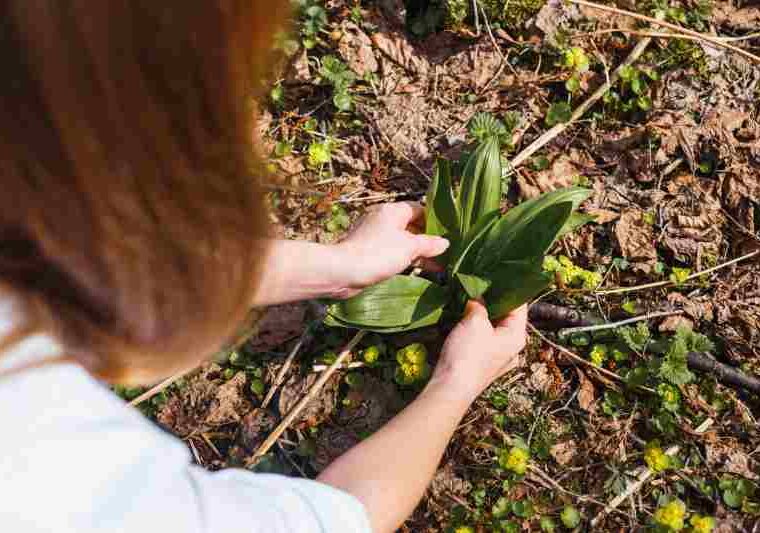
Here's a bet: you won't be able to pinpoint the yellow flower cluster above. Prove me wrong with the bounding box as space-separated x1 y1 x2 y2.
543 255 602 290
653 499 686 531
500 446 530 475
395 343 431 386
589 344 608 367
689 515 716 533
644 442 672 473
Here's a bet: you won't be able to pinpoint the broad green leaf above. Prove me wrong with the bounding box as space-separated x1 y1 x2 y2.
425 159 460 239
475 187 591 273
325 275 448 329
485 260 552 319
449 209 500 277
324 305 444 332
456 272 491 299
458 137 502 235
558 211 596 238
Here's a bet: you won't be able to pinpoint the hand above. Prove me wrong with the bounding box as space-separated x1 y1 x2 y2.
331 202 449 298
431 301 528 399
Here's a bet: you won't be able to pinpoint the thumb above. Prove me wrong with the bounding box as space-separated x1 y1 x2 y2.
413 234 449 258
462 299 490 323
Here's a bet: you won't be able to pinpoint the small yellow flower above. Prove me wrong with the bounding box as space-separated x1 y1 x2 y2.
653 499 686 531
689 515 716 533
395 344 430 386
589 344 608 367
453 526 475 533
397 343 427 365
644 442 671 473
362 345 382 365
500 446 530 475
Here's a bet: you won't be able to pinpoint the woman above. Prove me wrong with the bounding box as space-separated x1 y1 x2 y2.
0 2 526 532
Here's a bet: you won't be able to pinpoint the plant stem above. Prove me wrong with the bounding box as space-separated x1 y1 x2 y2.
558 310 683 337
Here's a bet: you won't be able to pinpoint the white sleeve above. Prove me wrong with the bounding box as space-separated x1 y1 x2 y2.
180 469 373 533
0 351 372 533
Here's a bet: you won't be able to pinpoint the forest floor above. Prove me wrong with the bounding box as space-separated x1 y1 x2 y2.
122 1 760 531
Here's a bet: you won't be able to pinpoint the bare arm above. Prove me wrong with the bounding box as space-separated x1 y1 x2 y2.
251 203 449 306
318 302 528 533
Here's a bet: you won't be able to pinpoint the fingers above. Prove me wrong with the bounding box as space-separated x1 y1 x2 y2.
380 201 425 228
462 299 490 324
412 233 449 258
495 304 528 345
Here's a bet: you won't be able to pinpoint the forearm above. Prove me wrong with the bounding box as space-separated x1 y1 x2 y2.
252 240 353 306
317 371 479 533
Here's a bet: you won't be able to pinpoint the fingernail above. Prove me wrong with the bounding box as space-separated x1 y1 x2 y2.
432 236 450 253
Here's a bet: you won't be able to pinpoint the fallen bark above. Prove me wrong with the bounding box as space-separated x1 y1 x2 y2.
529 303 760 396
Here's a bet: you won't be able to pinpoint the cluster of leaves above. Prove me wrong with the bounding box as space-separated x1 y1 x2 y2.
603 64 659 114
326 113 592 333
562 47 591 95
444 0 545 30
394 343 431 386
318 55 357 111
294 0 328 50
543 255 602 290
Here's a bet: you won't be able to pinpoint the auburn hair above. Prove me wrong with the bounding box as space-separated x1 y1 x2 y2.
0 1 287 384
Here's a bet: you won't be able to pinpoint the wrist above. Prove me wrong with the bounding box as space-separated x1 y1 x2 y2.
425 359 484 406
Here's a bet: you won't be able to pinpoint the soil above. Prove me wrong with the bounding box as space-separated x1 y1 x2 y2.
131 2 760 530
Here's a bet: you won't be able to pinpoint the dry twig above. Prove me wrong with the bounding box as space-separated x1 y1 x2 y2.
508 14 660 170
568 0 760 64
247 330 367 465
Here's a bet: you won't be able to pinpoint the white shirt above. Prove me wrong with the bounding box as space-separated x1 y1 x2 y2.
0 309 371 533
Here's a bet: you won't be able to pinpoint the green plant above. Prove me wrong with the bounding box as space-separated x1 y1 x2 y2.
560 505 581 529
589 344 608 367
394 343 431 386
719 477 756 509
689 515 716 533
500 446 530 475
644 441 672 473
318 55 356 111
653 498 686 531
669 267 691 285
324 204 350 233
545 102 572 126
603 64 658 115
540 516 557 532
659 326 713 386
657 383 681 413
325 118 591 332
543 255 601 289
295 0 327 49
307 139 334 168
617 322 651 353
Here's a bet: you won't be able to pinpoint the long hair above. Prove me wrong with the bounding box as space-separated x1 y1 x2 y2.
0 1 287 383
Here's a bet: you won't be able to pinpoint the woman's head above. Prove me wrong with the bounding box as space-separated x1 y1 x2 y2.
0 1 287 383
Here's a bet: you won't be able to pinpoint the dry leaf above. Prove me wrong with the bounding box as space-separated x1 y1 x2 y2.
706 442 758 480
278 372 341 430
550 440 578 466
659 315 695 333
247 302 308 352
585 207 620 224
615 209 657 273
519 150 592 200
372 31 429 75
576 368 597 413
527 362 553 395
338 21 378 77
